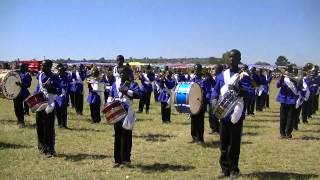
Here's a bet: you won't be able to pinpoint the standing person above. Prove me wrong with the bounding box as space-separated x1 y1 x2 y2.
69 65 77 108
87 67 104 123
265 70 273 108
153 72 161 102
241 65 255 116
74 64 86 115
137 65 155 114
104 67 115 103
301 70 311 124
247 67 258 115
13 64 32 128
113 55 125 81
276 65 300 139
255 69 266 111
108 65 140 167
212 49 248 177
203 72 215 133
189 64 206 143
34 60 61 157
209 65 224 134
158 70 176 123
55 63 69 128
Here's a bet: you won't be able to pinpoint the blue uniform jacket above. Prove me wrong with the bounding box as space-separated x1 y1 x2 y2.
140 72 155 93
34 72 61 95
276 78 300 105
158 76 176 103
87 79 105 104
55 73 69 107
19 72 32 100
70 71 86 93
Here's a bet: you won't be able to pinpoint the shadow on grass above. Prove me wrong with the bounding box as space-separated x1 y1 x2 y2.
136 118 153 122
133 133 176 142
0 119 16 124
298 129 320 133
256 114 280 118
244 125 270 129
67 127 105 132
242 171 318 180
57 153 110 162
201 140 252 149
297 136 320 141
174 121 190 125
254 119 278 123
0 142 32 149
136 163 195 172
243 132 259 136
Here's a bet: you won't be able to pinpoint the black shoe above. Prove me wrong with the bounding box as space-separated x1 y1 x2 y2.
188 140 196 144
218 171 230 178
18 123 25 128
113 163 121 168
286 134 292 139
279 135 286 139
230 170 240 178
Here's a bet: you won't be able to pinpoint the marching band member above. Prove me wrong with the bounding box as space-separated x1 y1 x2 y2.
104 67 115 103
208 65 224 134
203 72 216 133
247 67 258 115
158 70 176 123
34 60 61 157
309 65 320 116
241 65 255 116
265 70 273 108
255 69 266 111
75 64 86 115
13 63 32 128
108 64 140 167
301 70 311 124
113 55 125 81
69 65 77 108
177 69 188 82
55 63 69 128
276 65 300 139
153 72 161 102
137 65 155 114
87 67 105 123
189 64 206 143
211 49 248 177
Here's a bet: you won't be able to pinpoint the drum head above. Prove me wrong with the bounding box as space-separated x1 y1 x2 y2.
188 83 203 114
1 71 21 99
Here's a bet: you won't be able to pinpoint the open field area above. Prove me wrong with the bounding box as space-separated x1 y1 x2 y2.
1 79 320 180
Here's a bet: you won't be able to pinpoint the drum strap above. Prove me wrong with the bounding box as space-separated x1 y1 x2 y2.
284 77 299 96
303 78 310 101
76 71 84 84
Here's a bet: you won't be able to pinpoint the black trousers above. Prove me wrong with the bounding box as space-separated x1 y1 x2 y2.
154 90 159 102
247 96 255 115
56 102 68 127
36 110 55 152
301 101 309 123
69 92 75 107
13 94 24 124
161 103 171 122
90 101 101 123
316 94 319 111
280 103 294 136
219 120 243 174
138 91 152 112
208 104 220 132
190 105 205 142
265 94 270 108
114 121 132 164
24 101 29 115
292 106 301 130
75 92 83 114
256 94 265 111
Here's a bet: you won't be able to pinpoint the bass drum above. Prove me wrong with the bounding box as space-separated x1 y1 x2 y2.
0 70 22 99
173 82 203 115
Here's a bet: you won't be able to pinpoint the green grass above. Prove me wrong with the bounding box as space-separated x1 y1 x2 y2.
1 79 320 180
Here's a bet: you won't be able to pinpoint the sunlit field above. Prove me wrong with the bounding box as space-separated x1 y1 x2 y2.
1 78 320 180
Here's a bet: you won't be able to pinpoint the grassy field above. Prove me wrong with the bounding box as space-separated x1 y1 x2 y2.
0 78 320 180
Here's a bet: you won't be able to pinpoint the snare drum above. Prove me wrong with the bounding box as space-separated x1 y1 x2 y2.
173 82 203 114
213 91 240 119
25 92 48 113
102 100 127 124
0 71 22 99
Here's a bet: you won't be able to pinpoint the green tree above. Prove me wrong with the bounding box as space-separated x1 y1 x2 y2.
275 56 290 66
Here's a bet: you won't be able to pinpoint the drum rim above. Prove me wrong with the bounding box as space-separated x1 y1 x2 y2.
1 71 22 99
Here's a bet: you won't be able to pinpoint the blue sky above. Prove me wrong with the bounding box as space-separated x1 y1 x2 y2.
0 0 319 65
